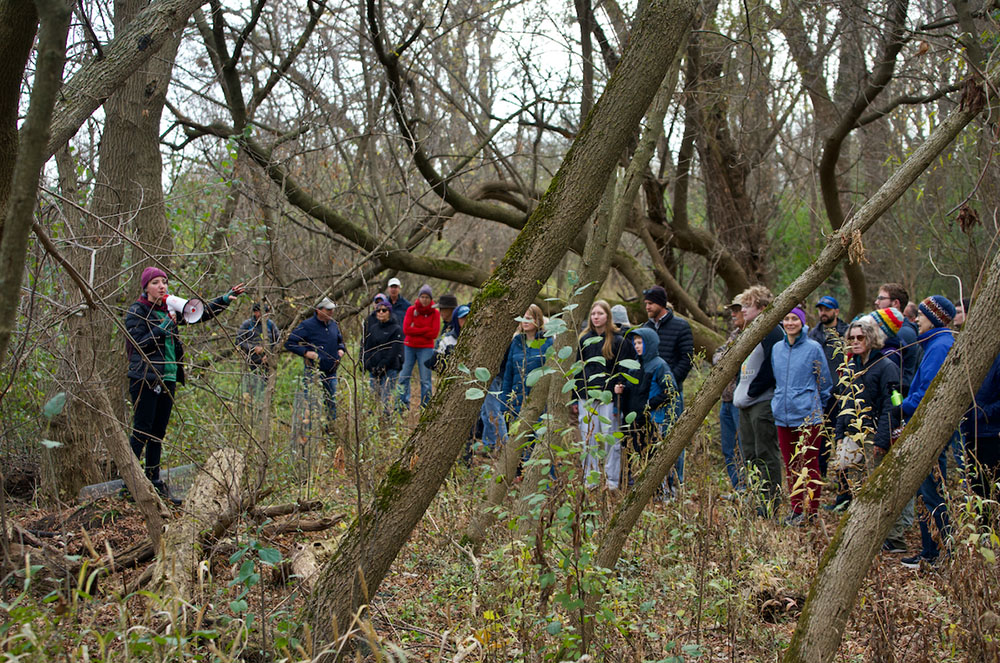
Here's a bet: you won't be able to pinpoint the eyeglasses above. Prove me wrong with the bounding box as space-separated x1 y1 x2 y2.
874 295 891 302
376 307 390 313
847 334 866 341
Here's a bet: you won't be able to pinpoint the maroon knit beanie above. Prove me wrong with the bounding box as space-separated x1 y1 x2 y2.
141 266 167 291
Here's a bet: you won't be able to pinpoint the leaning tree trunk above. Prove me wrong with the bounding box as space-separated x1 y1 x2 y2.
583 67 998 642
44 0 182 499
784 219 1000 661
301 0 696 652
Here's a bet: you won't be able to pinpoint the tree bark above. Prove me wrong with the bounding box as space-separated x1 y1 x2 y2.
45 0 209 157
152 448 245 600
300 0 696 652
0 0 38 231
0 0 70 367
45 0 183 500
586 67 997 641
785 179 1000 661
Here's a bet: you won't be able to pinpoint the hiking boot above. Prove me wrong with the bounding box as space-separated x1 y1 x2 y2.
882 539 906 554
782 512 815 527
901 554 938 569
151 480 183 506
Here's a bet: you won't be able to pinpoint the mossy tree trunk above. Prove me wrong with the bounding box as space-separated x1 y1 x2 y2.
784 235 1000 661
300 0 697 652
583 67 999 641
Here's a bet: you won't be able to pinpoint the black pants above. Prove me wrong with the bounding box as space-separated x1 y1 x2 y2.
969 436 1000 500
129 379 176 482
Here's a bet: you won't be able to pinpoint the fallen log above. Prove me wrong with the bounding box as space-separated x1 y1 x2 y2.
262 516 342 537
151 449 246 602
254 499 324 519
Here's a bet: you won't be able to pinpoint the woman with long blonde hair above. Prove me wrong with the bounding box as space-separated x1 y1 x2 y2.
570 299 632 489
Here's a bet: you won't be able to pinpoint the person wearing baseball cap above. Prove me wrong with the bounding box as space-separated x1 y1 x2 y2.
386 277 410 324
898 295 957 568
285 296 347 422
808 294 847 480
237 301 280 402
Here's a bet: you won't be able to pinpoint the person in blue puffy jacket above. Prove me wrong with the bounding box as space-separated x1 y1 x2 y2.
501 304 552 416
770 307 832 526
614 326 683 495
899 295 956 568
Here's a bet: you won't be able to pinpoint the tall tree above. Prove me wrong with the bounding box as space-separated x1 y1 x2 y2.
301 0 697 652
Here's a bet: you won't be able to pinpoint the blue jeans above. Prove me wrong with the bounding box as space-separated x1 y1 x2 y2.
918 449 950 559
306 370 338 420
480 378 508 448
370 369 399 408
398 346 434 408
720 401 743 489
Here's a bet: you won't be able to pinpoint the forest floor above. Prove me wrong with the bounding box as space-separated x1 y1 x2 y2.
4 405 998 663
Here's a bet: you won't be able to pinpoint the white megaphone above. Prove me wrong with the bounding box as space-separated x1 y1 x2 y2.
165 295 204 323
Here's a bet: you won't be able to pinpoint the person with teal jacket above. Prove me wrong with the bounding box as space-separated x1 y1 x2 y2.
770 307 832 525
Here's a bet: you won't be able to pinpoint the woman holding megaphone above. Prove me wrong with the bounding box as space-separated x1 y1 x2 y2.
124 266 244 498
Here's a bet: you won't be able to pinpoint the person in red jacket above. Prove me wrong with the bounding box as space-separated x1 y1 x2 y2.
397 284 441 408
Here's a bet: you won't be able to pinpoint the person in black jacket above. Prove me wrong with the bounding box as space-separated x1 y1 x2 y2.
809 295 848 478
236 302 280 401
571 299 633 489
125 266 243 496
831 317 902 506
642 285 693 393
362 297 404 406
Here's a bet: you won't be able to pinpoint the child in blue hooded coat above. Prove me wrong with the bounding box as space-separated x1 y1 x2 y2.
614 326 683 493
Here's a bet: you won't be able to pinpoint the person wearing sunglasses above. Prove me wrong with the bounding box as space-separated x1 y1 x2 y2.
831 315 903 547
362 294 404 408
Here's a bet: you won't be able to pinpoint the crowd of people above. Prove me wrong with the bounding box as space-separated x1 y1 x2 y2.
715 283 999 568
124 266 999 567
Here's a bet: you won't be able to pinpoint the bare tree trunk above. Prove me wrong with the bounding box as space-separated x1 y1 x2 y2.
584 68 998 643
301 1 696 652
44 0 182 499
783 214 1000 661
0 1 37 228
45 0 210 158
0 0 70 366
152 448 245 600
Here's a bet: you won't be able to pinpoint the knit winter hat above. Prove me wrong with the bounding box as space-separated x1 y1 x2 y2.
418 284 433 298
870 307 903 338
789 307 807 326
642 285 668 308
918 295 956 328
611 305 630 327
140 266 167 291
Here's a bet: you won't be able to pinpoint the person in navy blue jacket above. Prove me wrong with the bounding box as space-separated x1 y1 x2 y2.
899 295 956 568
285 297 347 421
